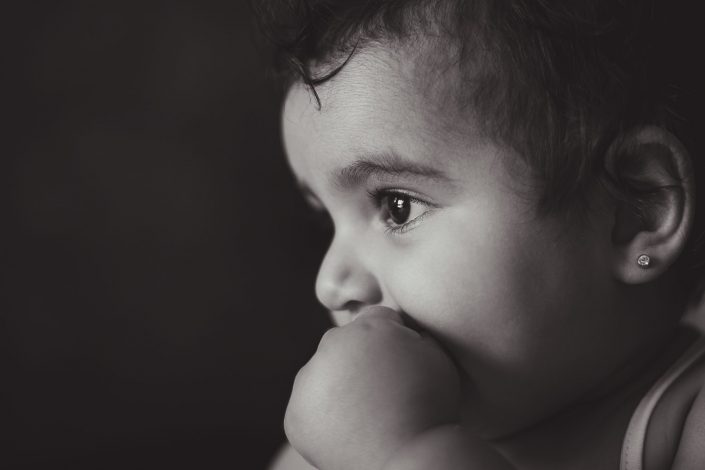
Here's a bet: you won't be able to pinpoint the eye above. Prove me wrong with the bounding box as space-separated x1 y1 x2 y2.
372 190 435 234
386 194 412 225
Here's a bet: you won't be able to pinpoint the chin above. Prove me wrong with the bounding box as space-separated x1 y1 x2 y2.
461 394 558 446
458 384 534 442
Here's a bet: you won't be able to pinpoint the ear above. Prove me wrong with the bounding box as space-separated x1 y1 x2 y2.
607 126 695 284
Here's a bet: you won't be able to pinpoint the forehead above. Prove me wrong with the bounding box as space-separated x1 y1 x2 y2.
282 42 482 183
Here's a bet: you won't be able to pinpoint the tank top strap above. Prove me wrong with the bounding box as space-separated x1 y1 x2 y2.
620 336 705 470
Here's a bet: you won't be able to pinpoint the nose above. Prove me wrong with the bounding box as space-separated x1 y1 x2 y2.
315 232 383 313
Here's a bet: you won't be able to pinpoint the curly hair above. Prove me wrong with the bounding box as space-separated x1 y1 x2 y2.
253 0 705 293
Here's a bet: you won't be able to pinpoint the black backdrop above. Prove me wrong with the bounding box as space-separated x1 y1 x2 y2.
5 2 330 469
6 2 705 470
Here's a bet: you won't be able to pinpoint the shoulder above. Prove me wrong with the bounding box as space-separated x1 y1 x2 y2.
664 343 705 470
670 382 705 469
639 334 705 470
268 443 318 470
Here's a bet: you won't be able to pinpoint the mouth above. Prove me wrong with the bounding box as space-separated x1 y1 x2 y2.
329 310 355 326
329 307 426 332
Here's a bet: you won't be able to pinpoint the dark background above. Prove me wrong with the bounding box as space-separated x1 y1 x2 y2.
5 2 330 469
6 3 705 470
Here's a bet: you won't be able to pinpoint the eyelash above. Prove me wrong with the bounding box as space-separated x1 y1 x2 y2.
367 188 436 235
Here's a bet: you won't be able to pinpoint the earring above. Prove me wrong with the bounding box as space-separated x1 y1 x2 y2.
637 254 651 268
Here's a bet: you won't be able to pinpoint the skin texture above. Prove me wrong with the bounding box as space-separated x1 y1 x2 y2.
284 307 464 470
278 40 700 470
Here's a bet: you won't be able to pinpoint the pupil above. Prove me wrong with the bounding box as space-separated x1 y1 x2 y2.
389 195 410 224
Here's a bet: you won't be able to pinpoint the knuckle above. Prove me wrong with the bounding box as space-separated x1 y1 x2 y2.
292 363 309 387
320 326 338 340
318 326 340 347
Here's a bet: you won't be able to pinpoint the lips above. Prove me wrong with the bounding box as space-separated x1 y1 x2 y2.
329 310 354 326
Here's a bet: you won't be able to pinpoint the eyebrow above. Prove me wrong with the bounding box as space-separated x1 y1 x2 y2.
333 151 452 190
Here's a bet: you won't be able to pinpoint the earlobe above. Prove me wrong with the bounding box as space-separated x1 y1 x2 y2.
607 126 695 285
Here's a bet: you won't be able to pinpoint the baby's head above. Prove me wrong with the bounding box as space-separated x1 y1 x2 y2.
258 0 703 437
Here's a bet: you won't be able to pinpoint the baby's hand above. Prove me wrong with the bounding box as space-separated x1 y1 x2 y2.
284 307 462 470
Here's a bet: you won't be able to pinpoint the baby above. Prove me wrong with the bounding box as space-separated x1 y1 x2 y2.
256 1 705 469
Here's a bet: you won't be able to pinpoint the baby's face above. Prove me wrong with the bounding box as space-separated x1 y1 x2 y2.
282 43 623 438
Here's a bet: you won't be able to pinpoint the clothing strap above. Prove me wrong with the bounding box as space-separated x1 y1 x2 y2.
620 336 705 470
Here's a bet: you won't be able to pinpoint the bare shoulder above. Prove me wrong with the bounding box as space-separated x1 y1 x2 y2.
670 385 705 469
268 443 317 470
669 353 705 470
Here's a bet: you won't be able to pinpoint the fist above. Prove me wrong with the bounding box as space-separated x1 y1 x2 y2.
284 307 461 470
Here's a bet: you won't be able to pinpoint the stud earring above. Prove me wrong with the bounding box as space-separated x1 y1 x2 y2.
637 254 651 268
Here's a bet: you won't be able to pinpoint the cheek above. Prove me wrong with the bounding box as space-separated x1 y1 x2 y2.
383 200 600 385
386 205 541 355
375 187 618 431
